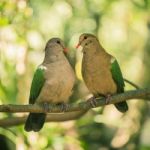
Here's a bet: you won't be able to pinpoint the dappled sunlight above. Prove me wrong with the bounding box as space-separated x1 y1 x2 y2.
26 30 44 50
0 0 150 149
141 119 150 146
111 128 130 148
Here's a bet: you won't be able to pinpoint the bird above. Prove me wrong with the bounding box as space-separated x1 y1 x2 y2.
76 33 128 113
24 38 75 132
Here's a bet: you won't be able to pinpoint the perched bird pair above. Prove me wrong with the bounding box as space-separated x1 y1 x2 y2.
25 34 128 132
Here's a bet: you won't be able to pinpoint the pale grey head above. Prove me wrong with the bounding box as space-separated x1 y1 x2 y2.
45 38 67 54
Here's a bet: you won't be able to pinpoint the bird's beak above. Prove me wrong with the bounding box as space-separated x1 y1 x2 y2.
76 42 81 49
63 47 68 53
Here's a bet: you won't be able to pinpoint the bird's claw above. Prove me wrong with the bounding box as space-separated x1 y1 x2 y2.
88 97 97 108
59 103 69 112
42 102 51 113
105 94 112 104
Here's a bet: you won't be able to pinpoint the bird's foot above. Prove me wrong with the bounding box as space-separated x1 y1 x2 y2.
88 96 97 108
57 102 69 112
105 94 112 105
42 102 51 113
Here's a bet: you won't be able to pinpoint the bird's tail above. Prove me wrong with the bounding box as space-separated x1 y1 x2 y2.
24 113 46 132
114 101 128 113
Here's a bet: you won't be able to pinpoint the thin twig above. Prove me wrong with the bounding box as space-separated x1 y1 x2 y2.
124 78 140 89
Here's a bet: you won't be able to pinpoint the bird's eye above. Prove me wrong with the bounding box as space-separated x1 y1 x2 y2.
56 40 60 44
84 36 87 39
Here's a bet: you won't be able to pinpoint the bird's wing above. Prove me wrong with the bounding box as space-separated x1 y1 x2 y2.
110 57 128 112
29 66 46 104
110 57 125 93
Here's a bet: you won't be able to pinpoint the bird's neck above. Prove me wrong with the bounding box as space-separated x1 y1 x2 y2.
43 51 64 64
83 42 105 56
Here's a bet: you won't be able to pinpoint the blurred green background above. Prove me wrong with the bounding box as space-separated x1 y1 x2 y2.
0 0 150 149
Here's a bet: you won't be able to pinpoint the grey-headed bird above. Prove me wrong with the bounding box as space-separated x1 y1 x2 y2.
25 38 75 132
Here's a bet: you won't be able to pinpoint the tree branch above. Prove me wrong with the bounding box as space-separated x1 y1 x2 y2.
0 88 150 113
0 88 150 127
0 110 88 127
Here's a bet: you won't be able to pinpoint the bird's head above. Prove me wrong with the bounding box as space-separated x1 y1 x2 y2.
76 33 98 49
45 38 67 54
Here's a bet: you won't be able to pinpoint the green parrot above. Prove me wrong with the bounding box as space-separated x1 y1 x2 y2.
76 33 128 113
24 38 75 132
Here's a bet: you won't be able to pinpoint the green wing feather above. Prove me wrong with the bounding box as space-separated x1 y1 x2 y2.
25 66 46 132
111 59 125 93
111 58 128 112
29 66 45 104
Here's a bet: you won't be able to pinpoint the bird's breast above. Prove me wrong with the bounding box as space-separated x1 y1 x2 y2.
37 60 75 103
82 54 117 96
